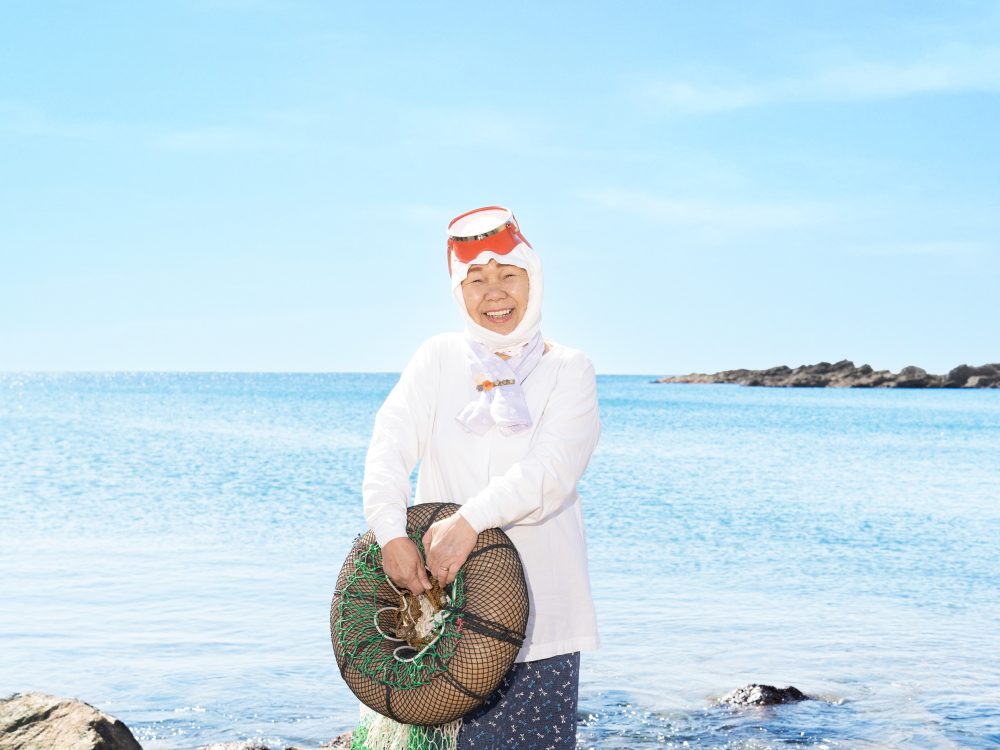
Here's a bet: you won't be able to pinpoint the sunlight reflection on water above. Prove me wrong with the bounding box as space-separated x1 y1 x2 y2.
1 373 998 748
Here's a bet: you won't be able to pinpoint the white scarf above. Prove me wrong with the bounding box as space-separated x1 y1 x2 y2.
450 244 545 435
456 333 545 436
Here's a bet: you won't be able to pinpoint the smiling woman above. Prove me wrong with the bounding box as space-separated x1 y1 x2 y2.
354 205 601 750
460 260 529 336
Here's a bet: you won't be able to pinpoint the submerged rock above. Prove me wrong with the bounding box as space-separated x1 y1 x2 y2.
720 684 809 706
196 733 352 750
657 361 1000 388
0 692 143 750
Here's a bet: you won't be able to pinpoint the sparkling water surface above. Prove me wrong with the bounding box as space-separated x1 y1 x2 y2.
1 373 998 749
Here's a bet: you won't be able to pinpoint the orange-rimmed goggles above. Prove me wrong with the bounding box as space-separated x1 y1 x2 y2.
447 205 531 275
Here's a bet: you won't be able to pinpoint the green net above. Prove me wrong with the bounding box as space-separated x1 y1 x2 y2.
349 706 460 750
333 532 466 691
331 502 529 727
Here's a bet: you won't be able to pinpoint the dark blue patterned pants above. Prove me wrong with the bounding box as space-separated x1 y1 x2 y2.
456 652 580 750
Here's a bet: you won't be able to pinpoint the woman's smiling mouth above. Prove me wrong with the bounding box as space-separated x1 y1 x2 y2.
484 308 514 322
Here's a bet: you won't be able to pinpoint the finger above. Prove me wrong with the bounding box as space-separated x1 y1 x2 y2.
436 561 452 586
401 566 423 595
416 563 432 592
423 546 437 576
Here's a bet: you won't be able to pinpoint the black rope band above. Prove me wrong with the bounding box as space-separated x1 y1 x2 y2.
464 541 517 566
385 684 403 723
448 609 526 648
439 668 490 702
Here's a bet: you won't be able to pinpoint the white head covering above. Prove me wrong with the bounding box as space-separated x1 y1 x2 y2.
448 210 543 357
447 207 546 435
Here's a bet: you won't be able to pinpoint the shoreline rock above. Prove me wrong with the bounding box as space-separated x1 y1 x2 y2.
0 691 353 750
656 360 1000 388
0 692 143 750
719 684 810 706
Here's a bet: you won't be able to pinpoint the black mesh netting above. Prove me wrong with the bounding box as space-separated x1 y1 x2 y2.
330 502 529 726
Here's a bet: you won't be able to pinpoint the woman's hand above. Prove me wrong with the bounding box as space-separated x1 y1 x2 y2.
423 513 478 586
381 537 432 596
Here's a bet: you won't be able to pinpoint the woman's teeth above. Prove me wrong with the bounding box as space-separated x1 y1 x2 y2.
485 309 513 319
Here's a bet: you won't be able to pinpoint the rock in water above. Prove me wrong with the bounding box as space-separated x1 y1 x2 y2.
720 684 809 706
0 692 143 750
657 361 1000 388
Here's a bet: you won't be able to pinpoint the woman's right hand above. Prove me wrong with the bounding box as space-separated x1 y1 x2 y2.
381 537 432 596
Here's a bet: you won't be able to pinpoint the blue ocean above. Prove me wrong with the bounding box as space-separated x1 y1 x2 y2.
1 373 998 749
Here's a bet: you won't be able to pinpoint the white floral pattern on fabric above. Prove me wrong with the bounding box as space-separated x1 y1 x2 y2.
456 652 580 750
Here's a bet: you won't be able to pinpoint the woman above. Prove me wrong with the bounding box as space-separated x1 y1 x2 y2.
362 205 600 749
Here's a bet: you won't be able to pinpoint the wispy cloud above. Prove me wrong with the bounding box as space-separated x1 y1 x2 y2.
844 240 993 258
0 100 115 140
633 44 1000 114
399 107 548 151
152 125 272 153
0 99 323 153
580 187 834 233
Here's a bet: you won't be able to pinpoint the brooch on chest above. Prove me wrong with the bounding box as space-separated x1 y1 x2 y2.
475 375 516 392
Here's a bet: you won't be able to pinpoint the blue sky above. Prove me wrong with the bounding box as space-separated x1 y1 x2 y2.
2 1 998 374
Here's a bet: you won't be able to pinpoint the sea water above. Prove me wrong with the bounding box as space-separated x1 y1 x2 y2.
1 373 998 749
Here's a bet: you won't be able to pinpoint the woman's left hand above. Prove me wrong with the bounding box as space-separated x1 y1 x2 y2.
423 513 478 586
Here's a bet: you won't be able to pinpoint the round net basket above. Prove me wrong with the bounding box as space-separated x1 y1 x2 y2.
330 502 529 726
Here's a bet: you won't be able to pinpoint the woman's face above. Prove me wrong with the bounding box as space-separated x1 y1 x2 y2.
461 258 530 335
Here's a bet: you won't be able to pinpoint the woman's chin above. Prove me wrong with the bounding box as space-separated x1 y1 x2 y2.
479 315 520 335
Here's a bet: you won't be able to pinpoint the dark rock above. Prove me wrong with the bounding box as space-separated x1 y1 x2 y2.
761 365 792 377
945 363 1000 387
0 692 143 750
657 362 1000 388
719 684 809 706
197 734 351 750
967 375 1000 388
898 365 927 379
894 365 931 388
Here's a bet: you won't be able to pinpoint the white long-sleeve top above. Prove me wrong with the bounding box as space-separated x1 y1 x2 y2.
363 332 601 662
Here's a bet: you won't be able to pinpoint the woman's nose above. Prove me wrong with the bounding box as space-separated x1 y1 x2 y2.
483 280 506 299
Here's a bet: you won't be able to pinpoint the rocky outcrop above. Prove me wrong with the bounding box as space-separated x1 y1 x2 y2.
719 684 809 706
0 692 143 750
0 691 353 750
657 361 1000 388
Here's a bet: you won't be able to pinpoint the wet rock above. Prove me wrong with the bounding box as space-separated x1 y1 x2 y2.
196 733 352 750
658 362 1000 388
945 363 1000 387
895 365 930 388
0 691 143 750
967 374 1000 388
199 735 354 750
720 684 809 706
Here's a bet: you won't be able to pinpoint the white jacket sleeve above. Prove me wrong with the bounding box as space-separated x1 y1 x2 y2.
457 351 601 532
362 339 439 547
